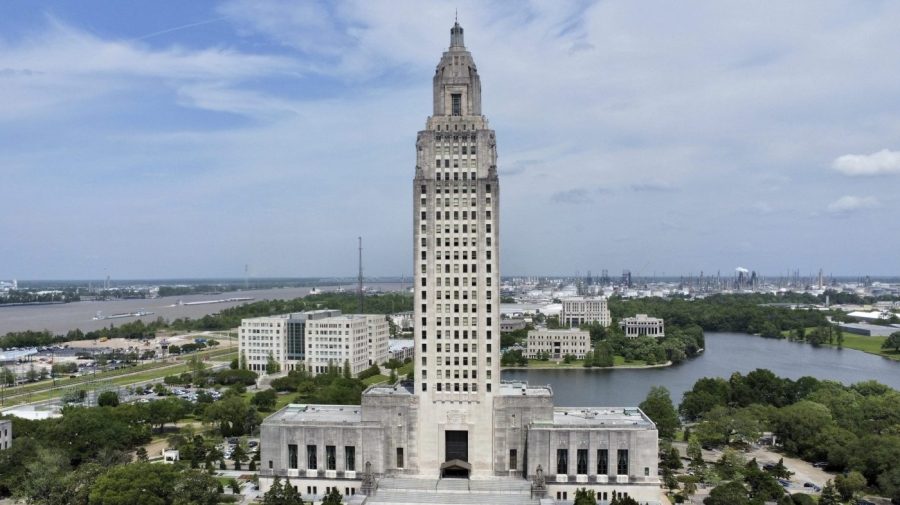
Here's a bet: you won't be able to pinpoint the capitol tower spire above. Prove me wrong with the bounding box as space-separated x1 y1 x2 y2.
413 19 501 476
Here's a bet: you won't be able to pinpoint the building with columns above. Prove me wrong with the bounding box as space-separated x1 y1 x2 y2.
620 314 666 338
259 22 661 505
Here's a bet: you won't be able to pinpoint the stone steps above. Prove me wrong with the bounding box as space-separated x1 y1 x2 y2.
370 478 539 505
367 490 540 505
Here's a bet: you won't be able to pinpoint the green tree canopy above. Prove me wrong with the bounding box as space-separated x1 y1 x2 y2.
639 386 680 439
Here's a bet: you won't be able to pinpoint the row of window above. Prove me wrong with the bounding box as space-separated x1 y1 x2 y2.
422 329 493 340
420 344 491 362
554 449 629 476
421 210 492 222
420 184 491 194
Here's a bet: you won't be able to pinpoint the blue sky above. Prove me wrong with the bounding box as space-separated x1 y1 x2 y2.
2 1 899 279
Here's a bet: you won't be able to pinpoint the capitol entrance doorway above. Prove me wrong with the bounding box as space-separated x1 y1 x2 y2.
441 430 469 478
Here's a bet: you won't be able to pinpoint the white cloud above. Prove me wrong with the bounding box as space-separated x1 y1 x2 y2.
832 149 900 176
826 195 880 214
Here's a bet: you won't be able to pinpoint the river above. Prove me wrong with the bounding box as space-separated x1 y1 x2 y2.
0 282 408 335
501 331 900 406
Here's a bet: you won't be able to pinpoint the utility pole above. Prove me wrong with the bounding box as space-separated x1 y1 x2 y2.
357 237 364 313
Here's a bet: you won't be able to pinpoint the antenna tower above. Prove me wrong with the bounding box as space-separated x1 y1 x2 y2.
357 237 364 313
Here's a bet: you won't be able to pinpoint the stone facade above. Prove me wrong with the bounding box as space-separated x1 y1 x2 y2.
619 314 665 338
526 328 592 359
0 419 10 451
239 310 341 373
560 296 612 328
258 22 661 505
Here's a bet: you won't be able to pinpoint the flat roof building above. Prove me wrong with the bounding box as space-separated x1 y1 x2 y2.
239 310 341 374
619 314 665 338
500 318 527 333
388 339 414 362
0 419 11 451
526 328 592 359
560 297 611 328
305 315 389 377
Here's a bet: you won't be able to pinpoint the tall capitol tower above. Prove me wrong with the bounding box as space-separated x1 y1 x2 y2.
259 21 661 504
413 20 501 476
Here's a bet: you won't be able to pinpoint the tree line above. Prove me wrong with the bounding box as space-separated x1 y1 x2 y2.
671 369 900 503
0 292 413 349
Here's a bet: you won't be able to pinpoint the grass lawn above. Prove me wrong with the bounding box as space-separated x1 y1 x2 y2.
781 327 899 361
521 356 651 368
362 374 389 386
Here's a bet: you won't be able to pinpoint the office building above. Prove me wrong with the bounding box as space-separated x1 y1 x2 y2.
305 315 389 376
526 328 592 359
560 296 612 327
239 310 341 373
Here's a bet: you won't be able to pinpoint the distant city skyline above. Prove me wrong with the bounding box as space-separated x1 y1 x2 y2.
3 1 900 279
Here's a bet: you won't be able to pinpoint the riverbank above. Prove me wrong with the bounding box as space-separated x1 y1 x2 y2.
779 328 900 361
502 357 673 370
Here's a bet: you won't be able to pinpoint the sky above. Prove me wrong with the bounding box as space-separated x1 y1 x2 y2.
2 0 899 280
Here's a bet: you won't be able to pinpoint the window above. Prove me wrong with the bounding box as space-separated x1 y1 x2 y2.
557 449 568 475
577 449 588 475
307 445 318 470
617 449 629 475
451 94 461 116
597 449 608 474
345 446 356 471
397 447 404 468
288 444 298 469
509 449 518 471
326 446 336 470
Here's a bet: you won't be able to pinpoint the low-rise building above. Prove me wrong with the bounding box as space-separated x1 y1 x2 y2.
239 310 341 374
388 339 414 362
0 419 11 450
500 318 527 333
619 314 665 338
305 315 389 376
560 297 611 328
526 328 592 359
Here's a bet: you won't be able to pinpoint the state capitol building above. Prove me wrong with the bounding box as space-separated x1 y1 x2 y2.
259 22 661 505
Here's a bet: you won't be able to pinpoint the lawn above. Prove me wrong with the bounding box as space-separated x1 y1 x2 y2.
781 327 899 361
521 356 651 368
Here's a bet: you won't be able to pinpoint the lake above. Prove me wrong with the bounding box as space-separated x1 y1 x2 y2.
501 331 900 406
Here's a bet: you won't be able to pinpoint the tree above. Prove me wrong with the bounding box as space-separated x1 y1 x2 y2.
834 470 865 500
321 487 343 505
97 391 120 407
343 359 352 379
766 458 793 480
135 447 149 462
251 389 278 411
882 331 900 352
232 444 247 470
388 369 398 384
639 386 680 439
877 466 900 505
263 476 304 505
266 352 280 374
88 463 218 505
815 480 839 505
703 481 748 505
593 341 615 367
573 487 596 505
687 437 704 469
203 396 261 436
230 358 239 370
